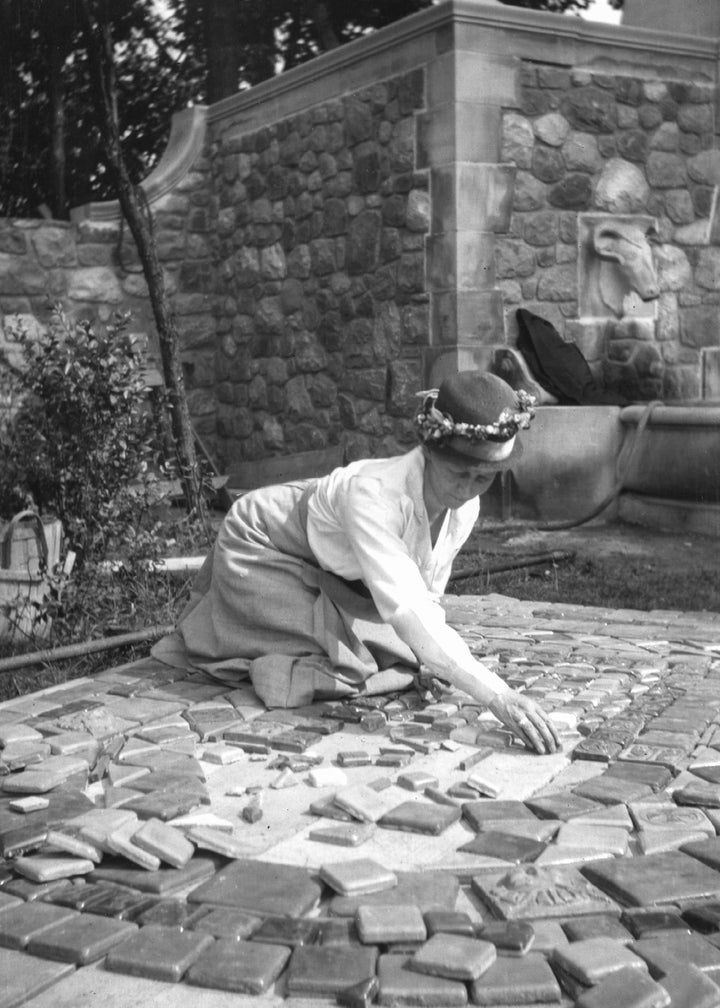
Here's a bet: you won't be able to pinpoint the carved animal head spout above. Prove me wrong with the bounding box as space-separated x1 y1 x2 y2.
591 220 660 318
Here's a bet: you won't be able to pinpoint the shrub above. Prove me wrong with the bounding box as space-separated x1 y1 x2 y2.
1 304 162 560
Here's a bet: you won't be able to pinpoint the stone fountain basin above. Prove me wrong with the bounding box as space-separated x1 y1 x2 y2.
500 402 720 524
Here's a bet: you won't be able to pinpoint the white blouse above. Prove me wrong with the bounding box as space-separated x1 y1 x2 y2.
305 446 509 699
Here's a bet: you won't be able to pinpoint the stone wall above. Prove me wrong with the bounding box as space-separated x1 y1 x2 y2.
209 70 430 465
2 2 720 470
497 67 720 401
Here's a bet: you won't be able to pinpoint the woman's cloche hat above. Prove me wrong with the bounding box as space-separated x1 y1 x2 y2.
414 370 536 467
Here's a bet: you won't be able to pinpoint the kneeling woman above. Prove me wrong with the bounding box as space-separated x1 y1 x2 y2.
153 371 559 755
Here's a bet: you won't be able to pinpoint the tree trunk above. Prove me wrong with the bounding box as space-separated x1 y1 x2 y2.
202 0 241 103
47 40 67 219
80 0 209 533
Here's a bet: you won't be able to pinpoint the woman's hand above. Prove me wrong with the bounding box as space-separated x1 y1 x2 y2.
488 690 561 755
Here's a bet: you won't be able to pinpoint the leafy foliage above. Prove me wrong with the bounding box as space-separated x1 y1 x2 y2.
0 305 161 559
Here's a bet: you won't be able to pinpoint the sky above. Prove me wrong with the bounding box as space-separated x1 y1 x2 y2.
582 0 623 24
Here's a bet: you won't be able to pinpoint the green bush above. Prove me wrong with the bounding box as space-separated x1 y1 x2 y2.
0 304 210 655
1 304 162 559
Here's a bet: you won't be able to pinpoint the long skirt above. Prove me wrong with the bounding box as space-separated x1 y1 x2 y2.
152 480 418 707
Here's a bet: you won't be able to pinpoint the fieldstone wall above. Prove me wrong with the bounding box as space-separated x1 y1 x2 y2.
3 2 720 472
498 68 720 401
209 71 430 465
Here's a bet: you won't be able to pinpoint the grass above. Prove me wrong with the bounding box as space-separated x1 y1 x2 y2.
448 553 720 613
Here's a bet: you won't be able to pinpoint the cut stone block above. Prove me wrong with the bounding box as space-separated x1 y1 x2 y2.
104 923 214 982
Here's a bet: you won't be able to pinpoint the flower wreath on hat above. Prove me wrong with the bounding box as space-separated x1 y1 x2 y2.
414 387 536 448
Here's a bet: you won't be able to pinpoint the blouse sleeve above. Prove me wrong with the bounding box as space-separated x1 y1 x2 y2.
335 475 510 700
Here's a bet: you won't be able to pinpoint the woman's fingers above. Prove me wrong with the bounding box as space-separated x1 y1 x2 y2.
490 693 560 754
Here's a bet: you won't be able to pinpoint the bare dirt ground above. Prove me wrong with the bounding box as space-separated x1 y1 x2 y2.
454 519 720 613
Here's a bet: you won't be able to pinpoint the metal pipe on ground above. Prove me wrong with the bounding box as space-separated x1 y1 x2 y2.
0 624 174 675
450 549 574 583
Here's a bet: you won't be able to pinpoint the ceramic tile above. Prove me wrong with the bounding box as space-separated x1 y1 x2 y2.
409 932 496 980
334 785 400 823
131 817 194 868
90 855 217 895
469 951 563 1006
328 870 458 917
185 937 291 994
12 855 95 882
320 858 397 896
574 964 671 1008
676 780 720 808
658 963 720 1008
187 858 322 916
356 904 427 944
376 952 468 1006
423 910 476 938
457 829 547 863
250 915 319 946
573 775 653 806
0 892 23 913
605 761 672 792
135 899 209 929
682 902 720 934
184 826 249 859
584 850 720 907
285 944 378 997
621 908 691 939
560 913 630 943
0 947 74 1007
26 913 138 964
462 800 537 832
378 800 461 836
79 886 155 921
309 822 376 847
632 930 720 977
531 919 570 955
553 935 648 984
630 802 715 837
478 920 535 956
553 823 629 856
104 922 214 981
524 792 603 821
337 975 380 1008
7 796 49 814
121 788 206 822
193 907 263 939
475 865 619 920
0 901 78 949
105 819 162 871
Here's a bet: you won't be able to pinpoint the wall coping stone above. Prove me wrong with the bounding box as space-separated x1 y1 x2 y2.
71 106 208 224
69 0 717 225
